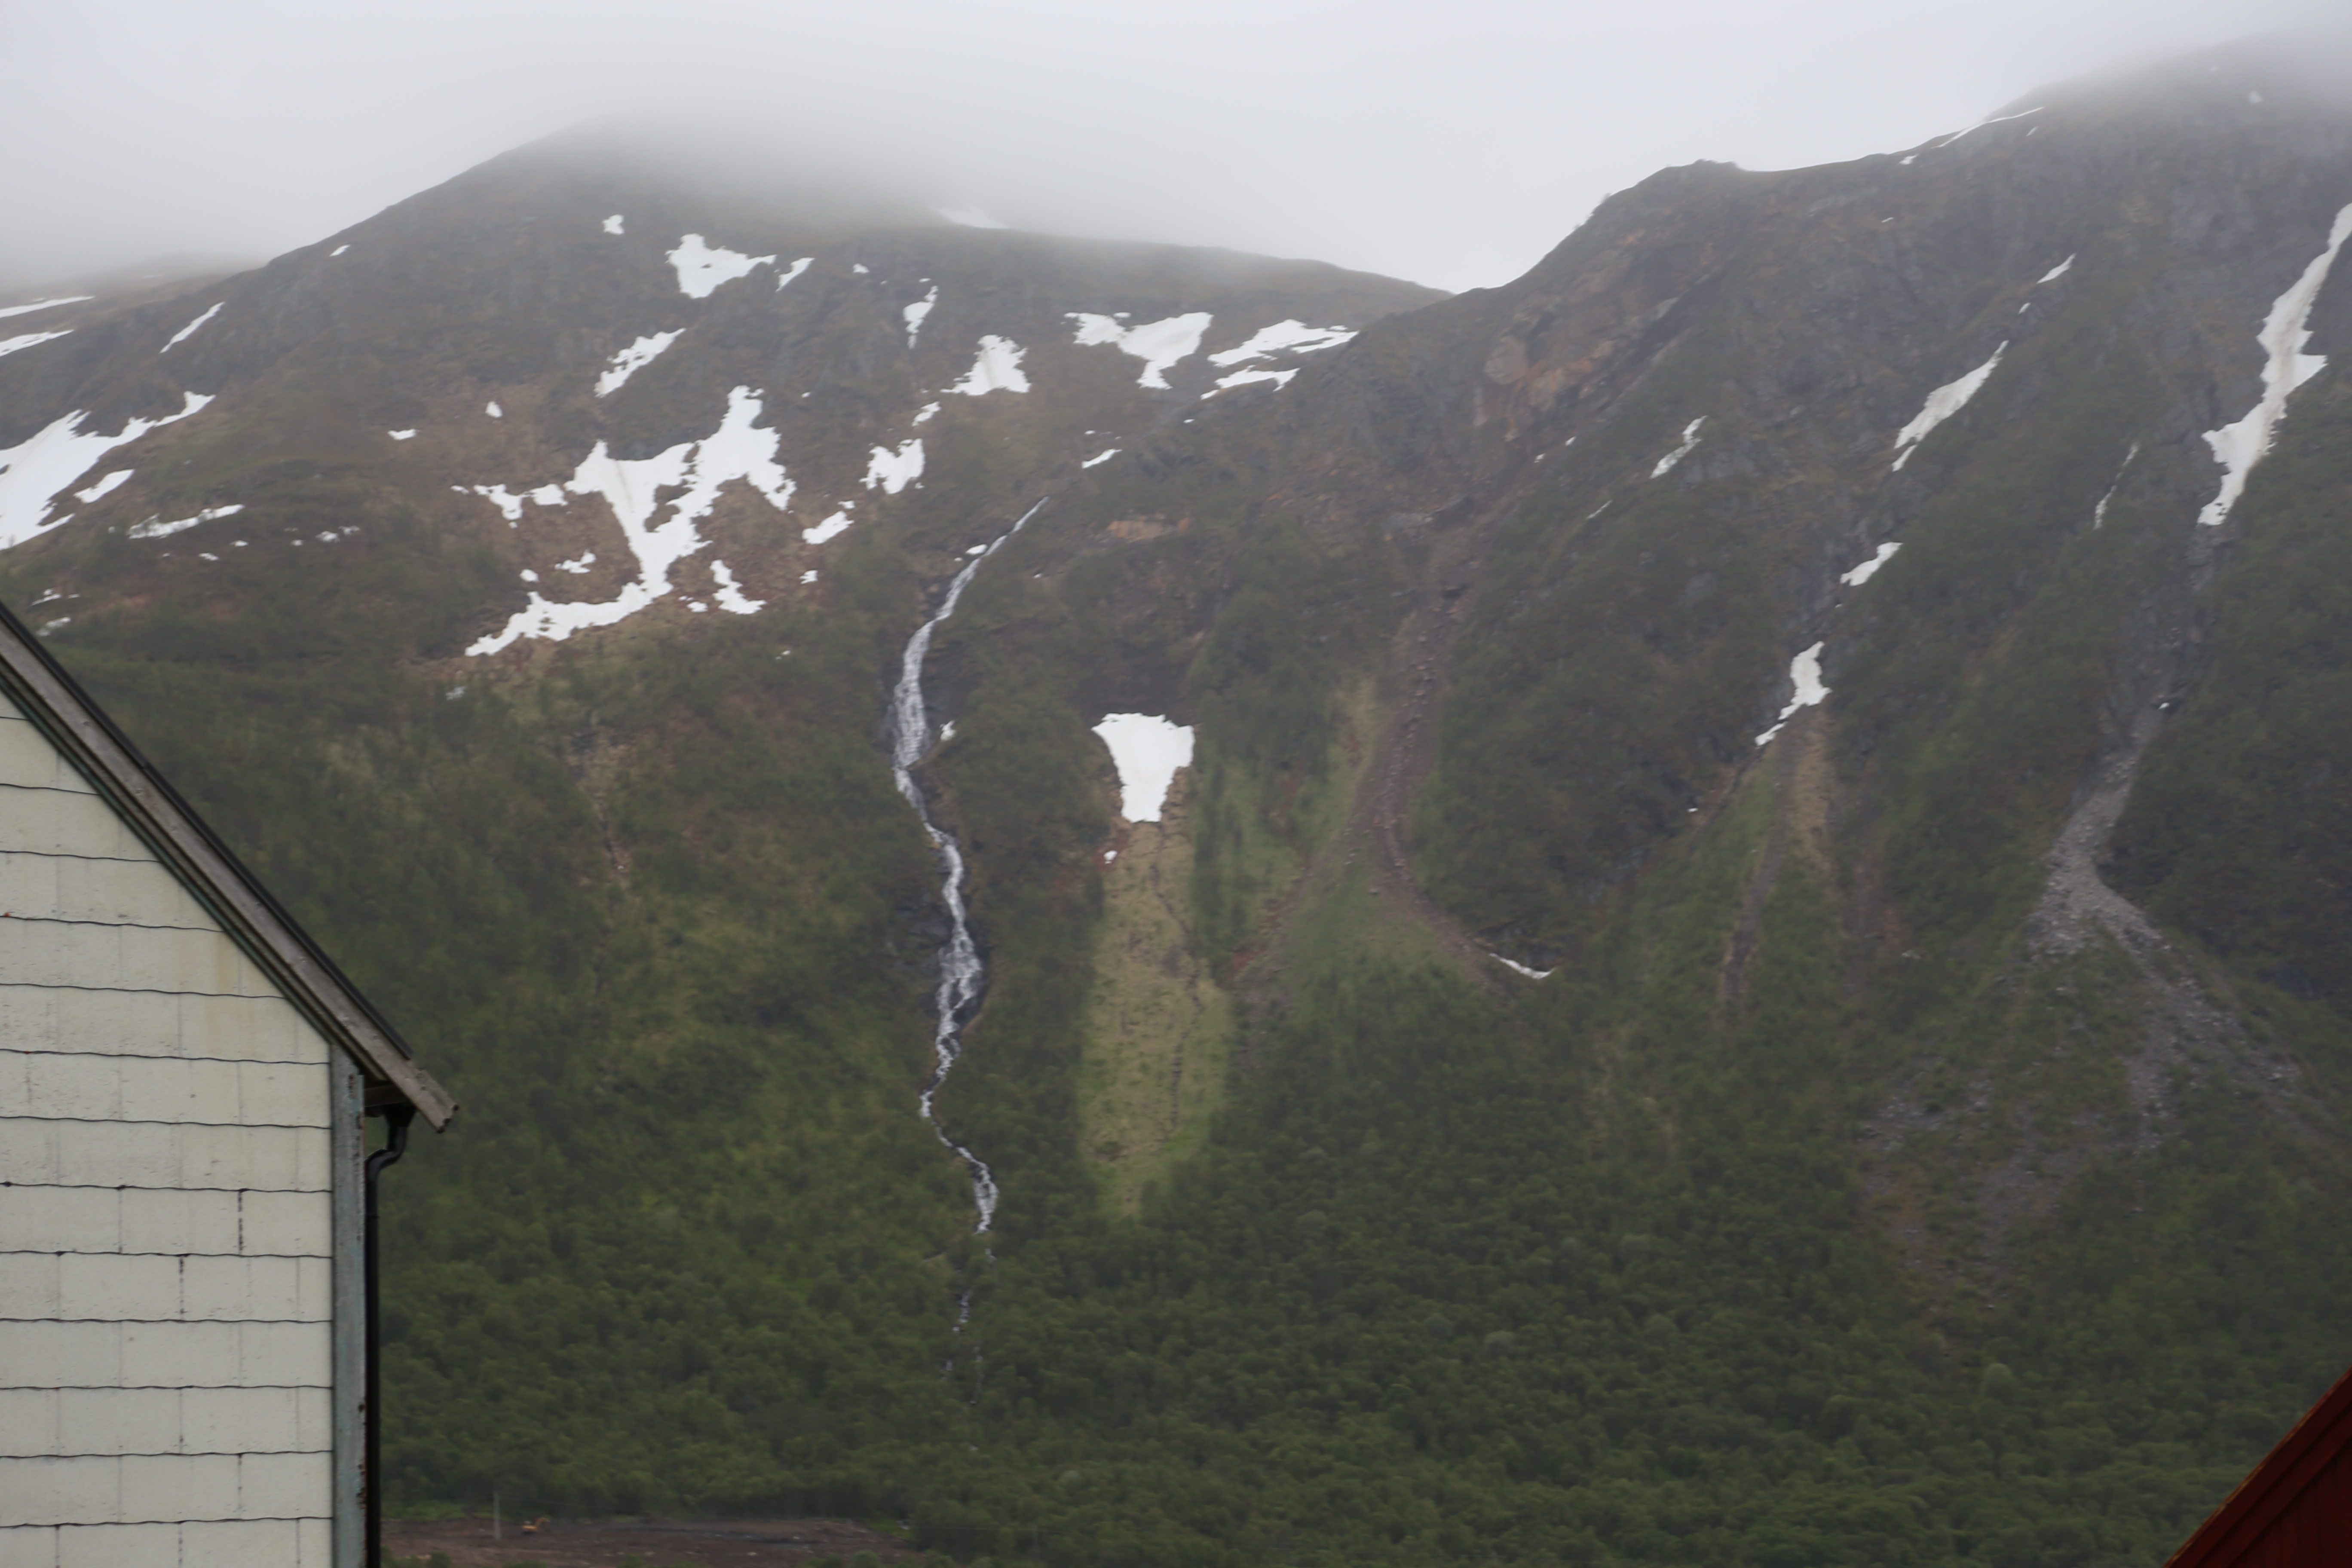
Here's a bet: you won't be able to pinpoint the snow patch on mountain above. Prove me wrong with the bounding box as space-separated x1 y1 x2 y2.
597 331 683 397
1755 643 1829 747
1069 312 1213 388
774 257 813 291
2034 255 2075 286
0 392 215 548
1934 106 2043 150
1839 542 1901 587
76 471 132 504
804 508 854 544
0 297 92 322
2093 444 2139 528
864 439 924 494
946 337 1029 395
904 285 940 348
1652 417 1706 477
1081 448 1120 468
1202 368 1296 398
668 234 775 299
603 214 625 236
1207 319 1355 366
160 302 221 352
1094 713 1194 822
710 560 763 614
1891 343 2006 470
466 386 792 655
459 482 568 523
2198 202 2352 527
0 330 71 360
460 484 524 521
130 504 242 539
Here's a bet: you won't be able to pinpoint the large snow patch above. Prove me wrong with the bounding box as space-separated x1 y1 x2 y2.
2197 202 2352 527
1891 344 2006 470
1652 417 1706 477
904 285 939 348
669 234 775 298
160 302 222 352
0 297 92 322
1069 312 1212 388
1094 713 1194 822
1755 643 1829 747
1839 543 1900 587
466 386 791 654
0 330 71 360
1207 319 1355 366
597 331 683 397
864 439 925 494
947 337 1029 395
0 392 214 548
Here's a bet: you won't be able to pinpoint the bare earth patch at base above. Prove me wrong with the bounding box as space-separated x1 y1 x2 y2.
387 1516 927 1568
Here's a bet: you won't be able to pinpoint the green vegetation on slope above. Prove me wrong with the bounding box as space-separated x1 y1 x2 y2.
2111 375 2352 1000
3 512 992 1509
18 438 2344 1567
899 816 2349 1568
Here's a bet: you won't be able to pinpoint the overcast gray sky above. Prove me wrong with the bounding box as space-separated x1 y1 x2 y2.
5 0 2342 295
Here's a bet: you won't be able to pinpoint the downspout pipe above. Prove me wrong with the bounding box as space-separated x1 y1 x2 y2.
364 1105 415 1568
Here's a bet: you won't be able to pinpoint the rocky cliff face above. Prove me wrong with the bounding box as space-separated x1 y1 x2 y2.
4 39 2352 1566
973 32 2352 1230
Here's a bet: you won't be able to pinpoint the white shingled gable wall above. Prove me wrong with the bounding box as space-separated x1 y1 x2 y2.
0 688 359 1568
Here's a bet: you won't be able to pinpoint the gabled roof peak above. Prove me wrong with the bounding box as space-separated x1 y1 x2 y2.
0 598 455 1129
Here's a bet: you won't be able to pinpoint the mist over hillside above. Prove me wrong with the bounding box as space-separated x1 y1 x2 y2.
5 34 2352 1568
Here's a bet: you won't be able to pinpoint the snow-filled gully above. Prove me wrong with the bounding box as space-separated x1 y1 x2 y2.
2198 202 2352 527
887 498 1045 1236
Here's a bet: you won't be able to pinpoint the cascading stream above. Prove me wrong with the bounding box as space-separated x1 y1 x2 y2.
886 498 1044 1234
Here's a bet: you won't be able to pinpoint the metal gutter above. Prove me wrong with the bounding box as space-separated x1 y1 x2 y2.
364 1105 416 1568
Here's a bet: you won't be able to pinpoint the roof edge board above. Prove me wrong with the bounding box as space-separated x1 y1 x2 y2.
2165 1363 2352 1567
0 600 456 1130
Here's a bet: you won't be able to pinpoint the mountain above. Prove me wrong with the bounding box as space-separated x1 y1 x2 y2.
6 38 2352 1567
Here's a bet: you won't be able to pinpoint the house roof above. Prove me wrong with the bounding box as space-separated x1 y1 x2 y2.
0 598 456 1130
2166 1364 2352 1567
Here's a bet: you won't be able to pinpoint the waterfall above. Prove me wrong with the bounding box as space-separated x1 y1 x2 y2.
885 498 1044 1233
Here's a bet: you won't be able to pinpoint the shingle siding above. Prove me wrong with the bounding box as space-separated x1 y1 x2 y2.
0 1518 336 1568
0 698 343 1559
